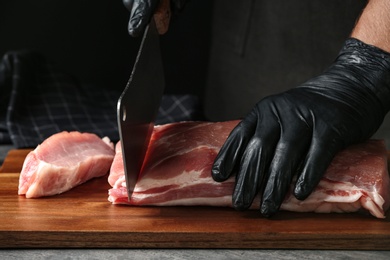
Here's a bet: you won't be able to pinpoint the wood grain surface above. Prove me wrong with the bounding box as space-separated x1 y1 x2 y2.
0 150 389 249
0 149 31 173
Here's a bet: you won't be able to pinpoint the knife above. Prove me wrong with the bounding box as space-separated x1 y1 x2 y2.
117 0 170 201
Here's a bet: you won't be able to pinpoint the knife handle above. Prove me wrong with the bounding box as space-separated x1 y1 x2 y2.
153 0 171 35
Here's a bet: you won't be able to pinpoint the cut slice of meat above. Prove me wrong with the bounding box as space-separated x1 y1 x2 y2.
108 121 390 219
108 121 239 206
19 131 115 198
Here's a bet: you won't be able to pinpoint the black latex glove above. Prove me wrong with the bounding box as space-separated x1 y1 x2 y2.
123 0 188 37
212 38 390 217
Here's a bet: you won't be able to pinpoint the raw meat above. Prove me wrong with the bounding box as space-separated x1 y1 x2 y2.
108 121 239 206
19 131 115 198
108 121 390 218
280 139 390 218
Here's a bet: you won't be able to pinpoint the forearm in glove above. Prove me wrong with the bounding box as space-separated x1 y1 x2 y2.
211 38 390 217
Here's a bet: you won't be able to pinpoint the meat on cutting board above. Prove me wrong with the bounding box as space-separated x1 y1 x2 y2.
18 131 115 198
108 121 390 219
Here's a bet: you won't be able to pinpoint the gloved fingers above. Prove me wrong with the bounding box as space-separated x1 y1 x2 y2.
293 134 343 200
231 120 280 211
212 109 263 182
211 120 255 182
123 0 135 11
123 0 160 37
259 125 311 217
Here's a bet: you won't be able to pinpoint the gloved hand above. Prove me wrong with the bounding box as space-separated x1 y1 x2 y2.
212 38 390 217
123 0 188 37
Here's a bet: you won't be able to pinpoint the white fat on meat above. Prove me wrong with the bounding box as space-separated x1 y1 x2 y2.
108 121 390 219
18 131 115 198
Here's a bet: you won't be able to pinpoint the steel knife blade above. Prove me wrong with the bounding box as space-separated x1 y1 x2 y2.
117 19 165 201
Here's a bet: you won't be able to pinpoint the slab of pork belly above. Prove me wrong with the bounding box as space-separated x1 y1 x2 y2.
108 121 390 219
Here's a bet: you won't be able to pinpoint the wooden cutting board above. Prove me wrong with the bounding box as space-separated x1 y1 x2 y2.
0 149 389 249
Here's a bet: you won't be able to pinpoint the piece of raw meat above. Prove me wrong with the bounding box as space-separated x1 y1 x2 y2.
108 121 239 206
108 121 390 218
279 139 390 218
19 131 115 198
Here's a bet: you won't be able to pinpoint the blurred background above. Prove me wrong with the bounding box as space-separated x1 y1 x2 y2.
1 0 389 164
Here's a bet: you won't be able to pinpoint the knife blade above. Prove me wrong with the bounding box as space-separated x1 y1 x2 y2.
117 16 166 201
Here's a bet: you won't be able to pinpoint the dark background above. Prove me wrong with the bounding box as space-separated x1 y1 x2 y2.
204 0 367 120
2 0 390 162
0 0 212 96
3 0 389 139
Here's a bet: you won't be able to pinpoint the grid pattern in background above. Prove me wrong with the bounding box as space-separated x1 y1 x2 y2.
0 51 203 148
